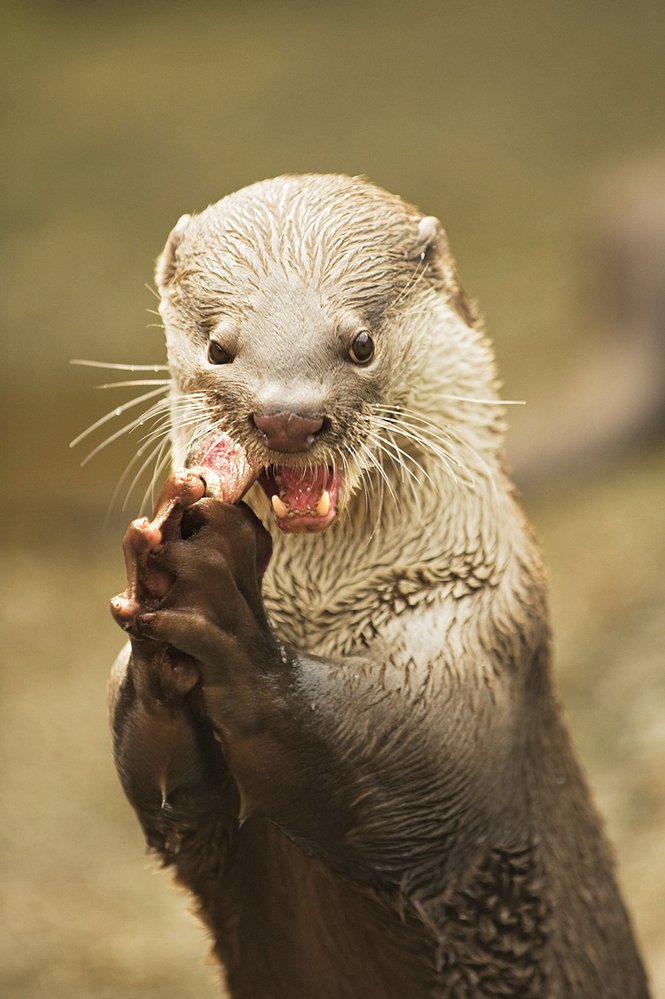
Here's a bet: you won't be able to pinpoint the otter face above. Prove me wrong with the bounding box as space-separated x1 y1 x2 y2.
156 175 462 532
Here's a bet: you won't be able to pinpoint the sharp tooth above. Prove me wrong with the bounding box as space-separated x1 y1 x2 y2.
316 490 331 518
271 494 289 519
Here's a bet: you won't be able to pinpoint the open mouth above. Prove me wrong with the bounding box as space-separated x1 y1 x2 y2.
188 433 341 534
258 465 340 533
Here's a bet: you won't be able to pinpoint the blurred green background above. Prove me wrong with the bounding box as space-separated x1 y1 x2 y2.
2 1 664 996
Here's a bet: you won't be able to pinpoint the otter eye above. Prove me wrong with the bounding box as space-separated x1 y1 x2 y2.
208 340 232 365
348 330 374 365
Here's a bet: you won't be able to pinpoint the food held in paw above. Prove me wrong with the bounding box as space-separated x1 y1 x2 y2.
188 433 258 505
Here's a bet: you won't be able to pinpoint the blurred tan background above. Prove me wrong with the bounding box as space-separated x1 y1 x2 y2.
1 1 664 996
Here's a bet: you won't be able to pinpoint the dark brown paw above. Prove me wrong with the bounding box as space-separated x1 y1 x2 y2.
110 470 211 706
110 470 207 633
134 500 274 670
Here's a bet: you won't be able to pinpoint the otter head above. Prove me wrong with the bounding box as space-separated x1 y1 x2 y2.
156 174 480 533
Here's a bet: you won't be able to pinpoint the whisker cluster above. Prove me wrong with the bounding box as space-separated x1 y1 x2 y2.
70 358 220 519
351 399 502 530
70 353 510 529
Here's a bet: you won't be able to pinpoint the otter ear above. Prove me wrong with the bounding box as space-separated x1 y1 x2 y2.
155 213 192 291
413 215 447 257
411 214 478 326
411 215 454 279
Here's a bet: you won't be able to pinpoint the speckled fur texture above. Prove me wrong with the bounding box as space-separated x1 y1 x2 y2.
110 175 650 997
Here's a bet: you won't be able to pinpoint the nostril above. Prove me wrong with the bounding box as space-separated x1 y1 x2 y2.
252 411 325 452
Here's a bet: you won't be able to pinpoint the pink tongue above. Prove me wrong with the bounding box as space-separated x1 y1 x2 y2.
275 466 329 512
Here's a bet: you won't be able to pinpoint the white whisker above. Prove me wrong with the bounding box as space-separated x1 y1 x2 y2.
358 439 398 513
95 379 172 389
69 387 169 450
77 397 173 467
365 429 424 516
365 427 432 517
371 412 463 488
389 256 430 311
135 403 207 452
441 395 524 406
122 437 168 513
104 446 147 527
101 392 210 520
149 437 174 511
371 405 486 483
71 359 169 372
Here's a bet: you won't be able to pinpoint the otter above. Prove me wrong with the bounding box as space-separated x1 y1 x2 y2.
108 174 650 997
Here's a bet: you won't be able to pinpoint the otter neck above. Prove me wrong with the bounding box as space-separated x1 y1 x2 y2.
259 444 516 657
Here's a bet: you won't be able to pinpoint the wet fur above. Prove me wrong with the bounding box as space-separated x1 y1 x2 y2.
110 175 649 997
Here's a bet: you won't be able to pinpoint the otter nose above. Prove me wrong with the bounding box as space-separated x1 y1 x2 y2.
252 411 324 452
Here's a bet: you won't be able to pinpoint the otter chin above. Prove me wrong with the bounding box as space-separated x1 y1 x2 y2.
109 174 649 999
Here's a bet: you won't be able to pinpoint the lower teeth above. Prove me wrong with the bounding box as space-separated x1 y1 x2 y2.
270 490 331 519
271 494 289 519
316 490 331 517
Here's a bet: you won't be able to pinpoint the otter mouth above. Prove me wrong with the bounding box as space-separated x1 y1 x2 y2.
187 432 340 534
258 465 340 533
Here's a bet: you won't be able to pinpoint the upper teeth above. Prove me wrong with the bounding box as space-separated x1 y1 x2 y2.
316 490 331 517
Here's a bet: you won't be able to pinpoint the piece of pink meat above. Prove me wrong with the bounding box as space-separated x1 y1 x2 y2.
188 434 258 504
110 435 257 631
